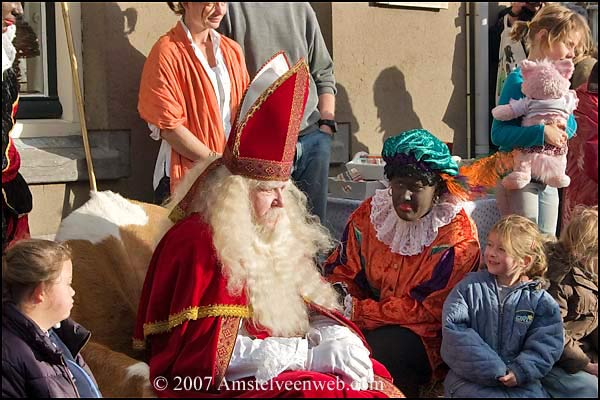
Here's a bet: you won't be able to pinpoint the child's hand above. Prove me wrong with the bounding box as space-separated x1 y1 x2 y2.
544 124 568 147
584 362 598 376
498 371 518 387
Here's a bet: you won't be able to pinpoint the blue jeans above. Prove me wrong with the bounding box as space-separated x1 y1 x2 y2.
495 181 560 236
542 366 598 398
292 129 332 223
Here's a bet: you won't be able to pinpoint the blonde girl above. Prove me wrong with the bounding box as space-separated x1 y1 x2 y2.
2 239 101 398
441 215 563 397
491 4 592 236
543 206 598 398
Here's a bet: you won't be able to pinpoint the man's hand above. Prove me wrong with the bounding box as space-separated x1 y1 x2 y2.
306 339 374 389
498 370 518 387
584 362 598 377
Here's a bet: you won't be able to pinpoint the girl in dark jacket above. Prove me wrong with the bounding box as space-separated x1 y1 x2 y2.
2 239 101 398
543 206 598 398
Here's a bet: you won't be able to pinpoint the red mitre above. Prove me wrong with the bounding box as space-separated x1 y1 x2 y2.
222 52 310 181
169 52 310 222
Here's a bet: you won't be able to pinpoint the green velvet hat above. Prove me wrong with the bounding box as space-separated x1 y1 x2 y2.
382 129 458 176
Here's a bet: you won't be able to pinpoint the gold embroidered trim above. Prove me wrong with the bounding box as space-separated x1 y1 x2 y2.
143 304 251 337
168 205 185 224
374 376 405 398
225 156 293 181
132 338 146 350
169 158 224 222
214 317 241 387
283 60 309 164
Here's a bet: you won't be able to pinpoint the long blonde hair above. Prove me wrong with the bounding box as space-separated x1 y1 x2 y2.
2 239 72 305
490 215 549 280
511 4 592 63
560 205 598 276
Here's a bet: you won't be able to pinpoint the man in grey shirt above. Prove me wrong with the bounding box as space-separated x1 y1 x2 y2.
219 2 337 223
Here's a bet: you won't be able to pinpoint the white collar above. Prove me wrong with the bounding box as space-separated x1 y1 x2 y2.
369 189 463 256
179 19 221 57
2 25 17 79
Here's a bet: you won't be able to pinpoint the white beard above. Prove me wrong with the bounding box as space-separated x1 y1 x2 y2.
183 168 341 338
243 211 312 337
2 24 17 79
211 198 340 337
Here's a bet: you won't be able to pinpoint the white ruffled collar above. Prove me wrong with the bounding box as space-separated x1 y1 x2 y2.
370 189 463 256
2 25 17 79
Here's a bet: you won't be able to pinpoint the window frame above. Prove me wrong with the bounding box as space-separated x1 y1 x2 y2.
14 2 82 139
15 2 63 119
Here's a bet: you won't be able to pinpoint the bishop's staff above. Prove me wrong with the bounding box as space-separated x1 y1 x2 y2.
60 2 97 192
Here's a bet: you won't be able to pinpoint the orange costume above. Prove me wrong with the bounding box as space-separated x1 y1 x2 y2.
324 197 480 377
138 21 249 192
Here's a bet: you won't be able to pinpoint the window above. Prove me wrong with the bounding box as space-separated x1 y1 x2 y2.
14 2 62 119
13 2 82 139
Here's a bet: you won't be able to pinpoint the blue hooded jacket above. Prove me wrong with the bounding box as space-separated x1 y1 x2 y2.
441 270 564 398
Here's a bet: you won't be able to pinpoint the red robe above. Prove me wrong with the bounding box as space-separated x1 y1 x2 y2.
561 83 598 227
134 213 403 398
2 68 31 251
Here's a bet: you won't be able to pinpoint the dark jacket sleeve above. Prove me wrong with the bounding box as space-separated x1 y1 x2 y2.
2 360 27 398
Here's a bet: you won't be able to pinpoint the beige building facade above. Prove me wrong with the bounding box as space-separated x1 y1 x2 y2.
21 2 510 237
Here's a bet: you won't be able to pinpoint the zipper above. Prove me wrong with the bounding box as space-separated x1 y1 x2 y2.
52 329 98 398
66 359 102 398
495 279 537 361
495 282 503 355
60 357 81 398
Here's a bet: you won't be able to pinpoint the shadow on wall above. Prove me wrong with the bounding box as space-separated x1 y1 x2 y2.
336 83 367 156
442 4 467 156
373 66 422 146
64 2 158 216
102 3 156 202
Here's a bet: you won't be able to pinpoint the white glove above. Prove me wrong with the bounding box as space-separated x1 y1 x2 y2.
226 335 308 383
305 337 374 390
307 314 363 347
